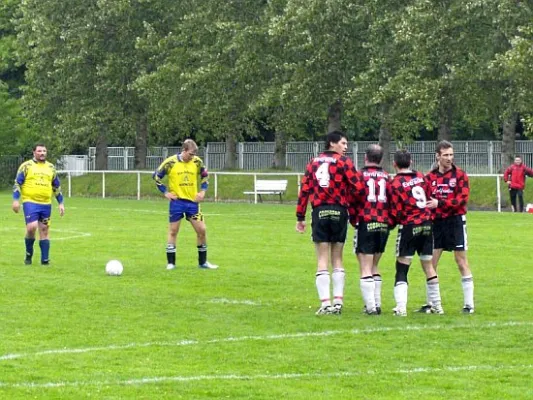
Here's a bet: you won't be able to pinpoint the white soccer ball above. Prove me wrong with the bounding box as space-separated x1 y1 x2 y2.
105 260 123 276
527 203 533 212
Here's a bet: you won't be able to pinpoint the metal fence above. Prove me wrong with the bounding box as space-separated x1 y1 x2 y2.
84 140 533 174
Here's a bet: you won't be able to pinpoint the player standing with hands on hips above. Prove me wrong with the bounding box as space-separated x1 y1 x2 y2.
153 139 219 270
423 140 474 314
296 131 363 315
12 143 65 266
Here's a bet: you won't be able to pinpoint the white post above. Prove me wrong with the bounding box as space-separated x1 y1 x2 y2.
496 175 501 213
68 172 72 198
489 141 493 174
205 143 209 169
124 147 128 170
214 172 218 202
254 173 258 204
137 172 141 200
102 171 106 199
239 142 244 169
353 143 358 167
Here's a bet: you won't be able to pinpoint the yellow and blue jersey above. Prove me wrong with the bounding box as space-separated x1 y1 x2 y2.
153 154 209 202
13 159 63 205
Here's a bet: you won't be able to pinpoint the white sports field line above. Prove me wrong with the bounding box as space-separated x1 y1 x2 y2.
0 228 92 243
1 320 531 362
1 364 532 389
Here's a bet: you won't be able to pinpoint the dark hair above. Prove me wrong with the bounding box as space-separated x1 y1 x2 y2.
33 143 46 151
324 131 347 150
435 140 453 154
366 144 383 164
514 155 522 159
394 149 411 169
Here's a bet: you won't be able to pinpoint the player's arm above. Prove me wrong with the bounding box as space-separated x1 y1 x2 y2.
296 167 313 222
195 161 209 202
387 185 398 229
525 166 533 178
12 164 27 213
503 166 511 183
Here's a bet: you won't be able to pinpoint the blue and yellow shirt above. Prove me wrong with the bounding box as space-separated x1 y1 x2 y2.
13 159 63 205
153 154 208 202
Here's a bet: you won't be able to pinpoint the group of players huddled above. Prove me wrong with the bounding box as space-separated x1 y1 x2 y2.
296 131 474 317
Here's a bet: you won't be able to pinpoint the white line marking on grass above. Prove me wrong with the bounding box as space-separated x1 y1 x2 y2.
209 298 264 306
1 364 532 388
1 321 531 362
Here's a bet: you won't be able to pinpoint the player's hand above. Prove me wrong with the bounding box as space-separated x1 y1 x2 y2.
58 203 65 217
12 200 20 214
426 197 439 209
296 221 306 233
165 192 177 200
195 191 206 203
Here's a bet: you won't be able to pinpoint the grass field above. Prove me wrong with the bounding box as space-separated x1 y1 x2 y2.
1 194 532 399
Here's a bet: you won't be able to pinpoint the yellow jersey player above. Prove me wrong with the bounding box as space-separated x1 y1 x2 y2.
153 139 218 270
12 144 65 266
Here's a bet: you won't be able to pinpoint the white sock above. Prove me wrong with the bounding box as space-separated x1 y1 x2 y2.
373 274 382 308
394 282 408 311
316 271 331 306
360 276 376 311
332 268 345 305
427 278 442 307
462 275 474 308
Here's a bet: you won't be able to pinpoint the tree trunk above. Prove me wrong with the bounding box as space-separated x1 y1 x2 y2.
224 134 237 169
501 113 518 172
134 112 148 169
327 99 342 133
378 104 392 172
438 101 453 141
273 131 287 169
95 123 108 170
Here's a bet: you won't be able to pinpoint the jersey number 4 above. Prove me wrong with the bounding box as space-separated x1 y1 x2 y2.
315 163 330 188
367 178 387 203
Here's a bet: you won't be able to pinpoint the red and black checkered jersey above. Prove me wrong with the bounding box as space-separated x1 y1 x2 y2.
425 165 469 219
389 170 432 226
296 151 362 221
348 166 391 225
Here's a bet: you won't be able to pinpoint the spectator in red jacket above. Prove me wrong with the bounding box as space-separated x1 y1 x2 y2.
503 156 533 212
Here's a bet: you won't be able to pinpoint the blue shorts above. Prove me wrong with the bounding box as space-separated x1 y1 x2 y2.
23 202 52 225
169 199 203 223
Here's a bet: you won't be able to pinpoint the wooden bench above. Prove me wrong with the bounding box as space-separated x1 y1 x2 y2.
243 179 288 203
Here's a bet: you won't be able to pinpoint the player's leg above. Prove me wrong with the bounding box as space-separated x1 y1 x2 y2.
517 190 524 212
38 218 51 265
22 202 39 265
188 203 218 269
372 253 384 314
394 225 412 316
166 220 181 269
315 242 333 314
330 241 346 314
355 223 377 314
453 216 474 313
455 250 474 313
510 189 517 212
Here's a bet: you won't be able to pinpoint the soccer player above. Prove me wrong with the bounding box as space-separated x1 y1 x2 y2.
296 131 363 315
503 155 533 212
153 139 219 270
424 140 474 313
12 143 65 265
389 149 443 317
348 144 391 315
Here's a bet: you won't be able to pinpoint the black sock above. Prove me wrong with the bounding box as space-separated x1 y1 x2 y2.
166 244 176 265
198 244 207 265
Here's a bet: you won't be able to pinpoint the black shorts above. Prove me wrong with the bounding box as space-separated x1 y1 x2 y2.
353 222 390 254
433 215 468 251
395 222 433 259
311 205 348 243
